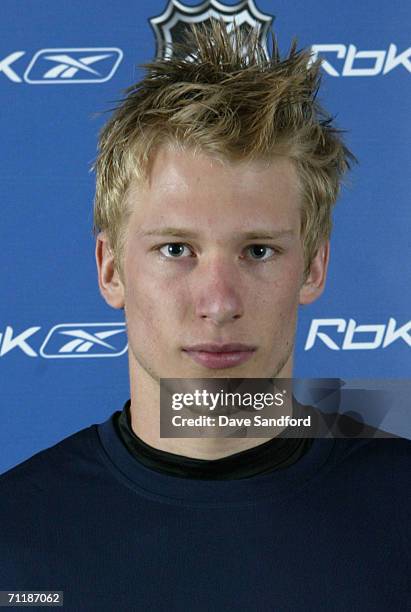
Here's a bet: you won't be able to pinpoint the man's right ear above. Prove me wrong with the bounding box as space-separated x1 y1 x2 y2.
95 232 125 309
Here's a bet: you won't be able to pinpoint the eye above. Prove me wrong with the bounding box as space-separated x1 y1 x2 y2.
245 245 277 261
158 242 192 258
156 243 278 261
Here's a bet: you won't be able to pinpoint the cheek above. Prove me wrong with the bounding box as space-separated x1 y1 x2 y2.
276 252 304 301
123 257 186 330
264 261 303 310
256 267 301 340
123 274 163 359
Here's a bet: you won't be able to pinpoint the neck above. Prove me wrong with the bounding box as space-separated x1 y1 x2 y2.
127 352 294 460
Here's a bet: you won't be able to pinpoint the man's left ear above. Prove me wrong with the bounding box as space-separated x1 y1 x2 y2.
299 241 330 305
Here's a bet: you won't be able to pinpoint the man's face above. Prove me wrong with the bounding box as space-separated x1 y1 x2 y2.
97 145 328 382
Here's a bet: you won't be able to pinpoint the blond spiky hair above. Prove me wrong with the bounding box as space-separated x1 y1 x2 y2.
92 20 356 280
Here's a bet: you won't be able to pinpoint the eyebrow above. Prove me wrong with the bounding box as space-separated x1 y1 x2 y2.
140 227 295 240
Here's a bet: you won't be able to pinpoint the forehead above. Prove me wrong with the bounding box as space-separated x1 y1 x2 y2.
126 145 302 233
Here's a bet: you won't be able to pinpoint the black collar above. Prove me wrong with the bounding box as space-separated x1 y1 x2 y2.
114 400 313 480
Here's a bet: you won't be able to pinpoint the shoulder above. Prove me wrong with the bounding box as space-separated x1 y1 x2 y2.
0 423 103 499
0 420 117 582
338 435 411 459
330 436 411 491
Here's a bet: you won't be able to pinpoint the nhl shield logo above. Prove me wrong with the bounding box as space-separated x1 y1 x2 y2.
150 0 274 60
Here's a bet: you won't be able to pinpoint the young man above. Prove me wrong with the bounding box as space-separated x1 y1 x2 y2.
1 23 409 611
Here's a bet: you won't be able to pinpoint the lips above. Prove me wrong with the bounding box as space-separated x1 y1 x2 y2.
183 343 256 353
182 343 256 369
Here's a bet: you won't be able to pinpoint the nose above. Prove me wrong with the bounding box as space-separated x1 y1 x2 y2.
193 257 244 325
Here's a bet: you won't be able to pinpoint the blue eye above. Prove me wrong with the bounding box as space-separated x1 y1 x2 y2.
247 245 274 260
157 243 277 261
159 243 191 258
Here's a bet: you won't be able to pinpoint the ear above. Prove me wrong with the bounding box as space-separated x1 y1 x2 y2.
299 241 330 305
95 232 125 309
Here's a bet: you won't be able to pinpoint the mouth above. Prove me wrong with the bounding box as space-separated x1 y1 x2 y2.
182 343 257 370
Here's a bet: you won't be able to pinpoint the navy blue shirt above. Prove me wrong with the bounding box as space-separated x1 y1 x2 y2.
0 410 410 611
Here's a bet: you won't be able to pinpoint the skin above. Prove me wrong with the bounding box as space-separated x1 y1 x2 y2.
96 145 329 459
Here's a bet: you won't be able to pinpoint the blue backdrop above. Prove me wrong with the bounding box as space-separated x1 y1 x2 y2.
1 0 410 473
